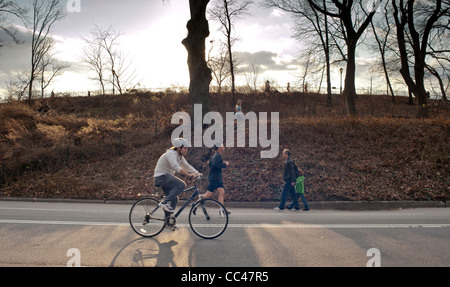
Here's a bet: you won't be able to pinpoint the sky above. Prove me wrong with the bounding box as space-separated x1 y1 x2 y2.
0 0 385 99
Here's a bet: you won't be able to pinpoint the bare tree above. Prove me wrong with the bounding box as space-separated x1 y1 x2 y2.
81 26 139 95
243 58 261 93
5 69 30 101
265 0 336 107
392 0 449 118
110 51 141 95
26 0 65 103
207 40 231 94
39 37 70 98
306 0 380 116
368 0 396 103
81 32 107 94
98 26 121 95
209 0 252 105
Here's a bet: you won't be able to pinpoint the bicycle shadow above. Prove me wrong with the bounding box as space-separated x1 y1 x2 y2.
110 237 178 267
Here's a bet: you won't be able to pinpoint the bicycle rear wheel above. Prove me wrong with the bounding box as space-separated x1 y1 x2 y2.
129 198 166 237
189 199 228 239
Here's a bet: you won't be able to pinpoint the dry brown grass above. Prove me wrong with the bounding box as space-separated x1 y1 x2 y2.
0 91 449 202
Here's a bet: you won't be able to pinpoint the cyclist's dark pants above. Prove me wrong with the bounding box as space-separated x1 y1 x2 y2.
154 174 186 210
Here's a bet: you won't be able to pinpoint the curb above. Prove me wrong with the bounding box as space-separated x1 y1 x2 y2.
230 200 447 210
0 197 447 210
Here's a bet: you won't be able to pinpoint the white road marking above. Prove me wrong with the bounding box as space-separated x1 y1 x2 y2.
0 219 449 229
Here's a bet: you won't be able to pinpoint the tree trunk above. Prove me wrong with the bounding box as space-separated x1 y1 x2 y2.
227 30 236 105
28 75 35 104
182 0 212 118
324 0 332 107
343 41 357 116
224 0 236 105
414 75 429 118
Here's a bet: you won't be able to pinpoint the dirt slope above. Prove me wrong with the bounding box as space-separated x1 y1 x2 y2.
1 92 448 202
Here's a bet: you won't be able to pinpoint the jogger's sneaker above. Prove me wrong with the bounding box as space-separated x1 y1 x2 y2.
158 201 174 213
165 225 179 231
219 208 230 217
273 207 284 211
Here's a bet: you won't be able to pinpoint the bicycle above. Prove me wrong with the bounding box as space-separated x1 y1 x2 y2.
129 176 228 239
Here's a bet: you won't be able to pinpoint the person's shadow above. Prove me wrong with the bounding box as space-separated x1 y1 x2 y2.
110 237 178 267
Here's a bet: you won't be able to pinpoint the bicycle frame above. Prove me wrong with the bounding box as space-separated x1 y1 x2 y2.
146 183 200 221
173 185 199 218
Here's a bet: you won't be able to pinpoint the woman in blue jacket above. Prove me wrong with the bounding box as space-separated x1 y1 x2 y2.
200 143 230 216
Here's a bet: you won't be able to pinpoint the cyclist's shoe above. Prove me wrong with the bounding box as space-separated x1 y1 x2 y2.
159 201 175 213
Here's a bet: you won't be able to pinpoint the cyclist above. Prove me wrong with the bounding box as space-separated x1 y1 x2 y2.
154 138 202 213
199 143 230 216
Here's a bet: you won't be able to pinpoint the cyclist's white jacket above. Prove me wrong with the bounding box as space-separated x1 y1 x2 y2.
154 149 198 177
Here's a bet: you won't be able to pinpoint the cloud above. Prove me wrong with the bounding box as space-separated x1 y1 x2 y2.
235 50 299 71
270 8 286 18
0 26 31 74
0 25 89 94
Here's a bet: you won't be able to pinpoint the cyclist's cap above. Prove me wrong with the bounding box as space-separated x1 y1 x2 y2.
172 138 191 148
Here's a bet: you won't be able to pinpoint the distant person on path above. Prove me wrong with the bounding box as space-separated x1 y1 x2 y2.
154 138 202 213
200 143 230 216
235 100 244 122
265 80 271 93
274 149 300 211
235 100 243 113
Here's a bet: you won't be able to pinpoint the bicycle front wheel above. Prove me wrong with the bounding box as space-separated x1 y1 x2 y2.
129 198 166 237
189 199 228 239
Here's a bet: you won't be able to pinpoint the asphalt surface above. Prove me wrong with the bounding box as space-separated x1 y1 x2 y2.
0 199 449 267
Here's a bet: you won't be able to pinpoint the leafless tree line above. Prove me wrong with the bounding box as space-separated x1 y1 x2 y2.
3 0 448 118
208 0 253 104
263 0 449 118
1 0 68 103
1 1 139 102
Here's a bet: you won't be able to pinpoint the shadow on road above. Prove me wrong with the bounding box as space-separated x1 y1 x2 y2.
110 237 178 267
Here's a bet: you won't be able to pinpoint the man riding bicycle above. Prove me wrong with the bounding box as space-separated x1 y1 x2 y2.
154 138 202 213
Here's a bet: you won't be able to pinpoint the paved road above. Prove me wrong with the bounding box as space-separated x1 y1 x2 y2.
0 201 449 267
